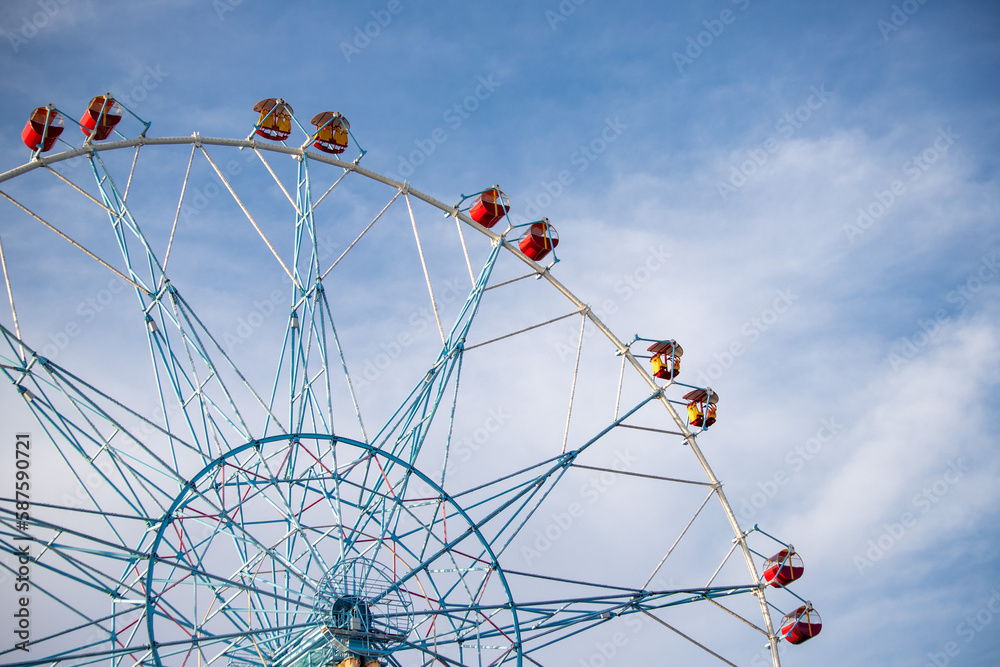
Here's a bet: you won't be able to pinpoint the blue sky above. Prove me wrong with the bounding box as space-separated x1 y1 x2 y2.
1 1 999 665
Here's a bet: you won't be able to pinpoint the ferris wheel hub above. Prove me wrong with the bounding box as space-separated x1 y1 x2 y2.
290 557 414 664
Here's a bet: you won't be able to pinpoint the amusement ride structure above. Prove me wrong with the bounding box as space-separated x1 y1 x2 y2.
0 96 820 666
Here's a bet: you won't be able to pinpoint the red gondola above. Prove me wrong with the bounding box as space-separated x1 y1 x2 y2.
779 604 822 644
310 111 349 154
647 340 683 380
762 548 804 587
683 388 719 427
253 98 293 141
80 96 122 140
21 106 64 152
469 186 509 229
519 219 559 261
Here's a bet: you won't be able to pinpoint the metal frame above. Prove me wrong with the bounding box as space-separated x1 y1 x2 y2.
0 132 785 666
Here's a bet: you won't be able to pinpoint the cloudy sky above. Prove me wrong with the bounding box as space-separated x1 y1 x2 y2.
1 1 998 666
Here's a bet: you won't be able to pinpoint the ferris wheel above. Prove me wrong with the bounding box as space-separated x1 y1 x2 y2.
0 96 821 666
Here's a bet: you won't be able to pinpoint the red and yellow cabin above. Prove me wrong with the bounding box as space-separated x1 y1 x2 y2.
335 658 380 667
683 388 718 427
762 548 804 588
469 186 509 229
80 96 122 140
779 605 822 645
311 111 349 154
21 106 64 152
519 219 559 261
647 340 683 380
253 98 294 141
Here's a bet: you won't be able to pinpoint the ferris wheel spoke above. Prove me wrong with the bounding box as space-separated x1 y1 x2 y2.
2 516 150 606
318 289 368 439
389 475 534 566
154 522 259 628
172 289 290 440
87 151 168 291
36 347 204 469
288 304 332 434
274 156 352 439
81 149 266 457
162 291 256 445
462 307 582 353
143 548 317 624
138 284 290 465
145 327 237 459
0 239 26 365
199 146 300 290
412 585 760 655
309 164 351 213
247 453 333 576
15 619 317 667
0 189 150 294
319 188 403 281
292 159 318 286
402 613 513 657
161 143 197 281
279 444 510 641
361 242 502 487
253 147 302 216
29 535 145 600
375 498 466 577
377 524 502 620
638 609 741 667
171 499 321 603
561 314 587 455
404 192 445 344
451 214 477 287
643 486 718 589
445 392 676 561
0 603 150 667
14 362 189 524
41 162 116 213
120 143 142 202
313 291 344 434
